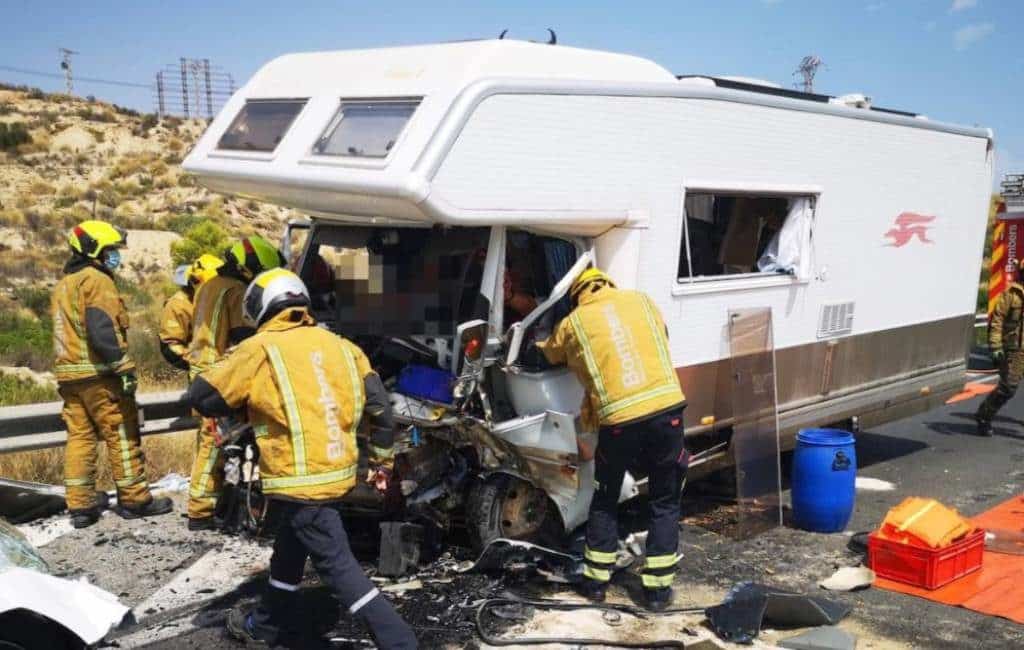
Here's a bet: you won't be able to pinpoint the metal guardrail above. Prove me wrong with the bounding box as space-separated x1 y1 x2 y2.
0 390 196 454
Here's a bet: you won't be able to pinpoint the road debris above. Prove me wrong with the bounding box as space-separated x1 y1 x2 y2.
818 566 875 592
854 477 896 492
0 567 128 645
704 582 852 644
779 625 857 650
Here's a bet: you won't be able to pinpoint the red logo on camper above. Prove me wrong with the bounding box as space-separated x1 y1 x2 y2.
885 212 935 247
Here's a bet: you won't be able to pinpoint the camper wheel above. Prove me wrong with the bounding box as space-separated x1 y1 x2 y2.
466 474 558 550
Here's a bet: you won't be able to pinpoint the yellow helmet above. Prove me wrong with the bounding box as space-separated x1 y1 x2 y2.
68 220 127 259
224 235 284 281
569 267 614 303
188 254 224 287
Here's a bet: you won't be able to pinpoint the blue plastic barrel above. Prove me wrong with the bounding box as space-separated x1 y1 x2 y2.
791 428 857 533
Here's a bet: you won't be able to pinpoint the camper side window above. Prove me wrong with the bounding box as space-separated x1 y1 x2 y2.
217 100 307 152
678 192 814 282
313 99 420 159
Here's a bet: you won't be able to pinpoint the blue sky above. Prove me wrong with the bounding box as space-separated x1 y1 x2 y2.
2 1 1021 188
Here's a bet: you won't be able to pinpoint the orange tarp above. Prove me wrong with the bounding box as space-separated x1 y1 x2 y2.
875 494 1024 624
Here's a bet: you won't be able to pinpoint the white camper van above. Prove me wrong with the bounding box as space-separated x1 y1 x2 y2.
183 39 993 544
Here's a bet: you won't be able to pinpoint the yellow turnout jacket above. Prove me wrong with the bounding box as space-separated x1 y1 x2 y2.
194 308 387 502
538 285 685 430
185 274 247 379
159 289 193 369
51 260 134 383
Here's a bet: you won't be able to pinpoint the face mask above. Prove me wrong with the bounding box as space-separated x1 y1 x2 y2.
103 249 121 271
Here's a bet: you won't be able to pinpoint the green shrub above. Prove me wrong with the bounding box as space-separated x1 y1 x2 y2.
114 275 154 309
170 220 229 266
0 122 32 152
163 213 205 235
12 286 51 318
0 375 57 407
0 312 52 371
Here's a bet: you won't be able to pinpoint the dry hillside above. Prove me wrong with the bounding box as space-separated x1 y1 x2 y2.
0 83 298 394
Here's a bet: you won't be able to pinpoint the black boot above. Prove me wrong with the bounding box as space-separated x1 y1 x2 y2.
645 587 673 612
116 496 174 519
70 509 101 529
188 516 217 531
575 578 607 603
70 492 111 529
226 608 276 646
976 415 994 437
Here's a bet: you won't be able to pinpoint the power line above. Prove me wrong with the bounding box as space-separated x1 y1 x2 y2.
0 64 151 89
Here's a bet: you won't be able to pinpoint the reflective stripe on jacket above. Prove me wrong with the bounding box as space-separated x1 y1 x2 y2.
159 290 193 365
538 286 685 428
195 308 376 501
185 274 246 379
990 283 1024 354
51 262 134 383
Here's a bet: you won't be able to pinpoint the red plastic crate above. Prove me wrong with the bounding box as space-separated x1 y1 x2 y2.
868 527 985 590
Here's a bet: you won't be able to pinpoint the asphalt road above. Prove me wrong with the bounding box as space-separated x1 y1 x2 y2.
24 380 1024 649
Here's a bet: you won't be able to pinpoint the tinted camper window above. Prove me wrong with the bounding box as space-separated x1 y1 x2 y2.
313 99 420 159
217 100 306 152
678 193 814 281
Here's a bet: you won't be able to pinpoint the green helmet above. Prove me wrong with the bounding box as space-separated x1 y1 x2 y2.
224 235 284 281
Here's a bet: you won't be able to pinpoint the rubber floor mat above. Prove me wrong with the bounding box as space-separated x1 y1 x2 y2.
875 494 1024 624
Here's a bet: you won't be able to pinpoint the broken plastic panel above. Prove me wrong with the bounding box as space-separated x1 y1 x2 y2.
728 307 783 539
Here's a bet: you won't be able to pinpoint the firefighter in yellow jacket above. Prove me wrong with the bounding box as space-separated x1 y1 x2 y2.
187 269 416 648
537 268 687 612
977 266 1024 436
185 236 283 529
52 221 173 528
158 255 223 371
158 265 194 371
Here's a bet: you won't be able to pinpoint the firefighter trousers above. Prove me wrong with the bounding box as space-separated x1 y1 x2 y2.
251 501 417 649
583 408 687 592
60 377 152 512
187 417 224 519
977 351 1024 424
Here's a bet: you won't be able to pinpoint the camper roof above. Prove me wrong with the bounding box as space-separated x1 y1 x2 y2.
183 39 992 234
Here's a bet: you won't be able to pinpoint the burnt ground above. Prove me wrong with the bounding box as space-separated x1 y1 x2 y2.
16 380 1024 649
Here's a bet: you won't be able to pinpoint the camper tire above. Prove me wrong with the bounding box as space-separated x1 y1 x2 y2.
466 474 559 551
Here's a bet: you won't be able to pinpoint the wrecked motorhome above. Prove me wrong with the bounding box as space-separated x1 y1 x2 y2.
183 39 994 544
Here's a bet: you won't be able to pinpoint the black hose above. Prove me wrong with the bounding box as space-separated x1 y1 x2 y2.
475 596 708 648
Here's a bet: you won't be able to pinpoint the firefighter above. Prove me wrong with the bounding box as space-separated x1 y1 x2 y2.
976 261 1024 436
52 220 173 529
157 265 194 371
186 268 417 649
185 236 283 530
536 267 687 612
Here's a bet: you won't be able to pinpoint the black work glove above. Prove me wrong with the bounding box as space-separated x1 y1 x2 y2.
119 373 138 396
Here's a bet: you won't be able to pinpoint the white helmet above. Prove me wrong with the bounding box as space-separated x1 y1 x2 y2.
244 268 310 326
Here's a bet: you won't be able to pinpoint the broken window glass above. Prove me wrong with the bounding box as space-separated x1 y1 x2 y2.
678 193 814 282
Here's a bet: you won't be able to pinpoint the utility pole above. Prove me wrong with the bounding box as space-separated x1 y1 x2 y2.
59 48 78 95
793 55 824 94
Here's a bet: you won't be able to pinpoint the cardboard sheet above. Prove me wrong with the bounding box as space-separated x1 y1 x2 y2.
875 494 1024 624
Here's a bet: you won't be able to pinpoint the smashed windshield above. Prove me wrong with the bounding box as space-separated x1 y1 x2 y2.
301 226 490 337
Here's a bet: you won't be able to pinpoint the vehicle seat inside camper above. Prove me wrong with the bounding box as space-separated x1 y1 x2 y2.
504 230 578 370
